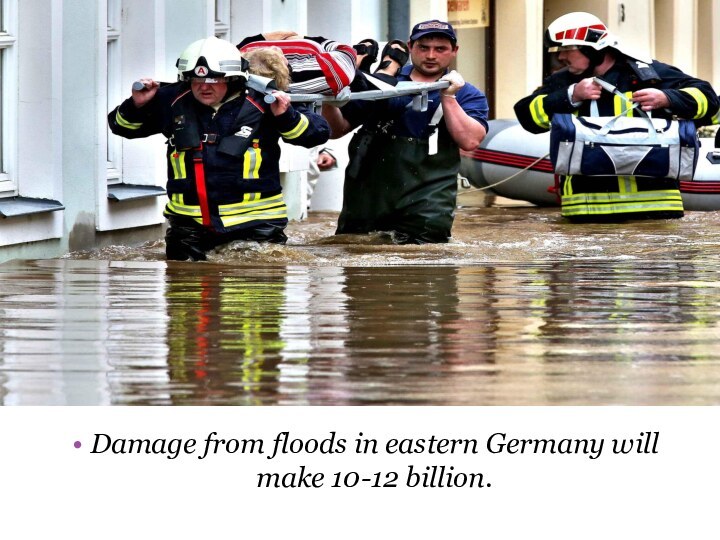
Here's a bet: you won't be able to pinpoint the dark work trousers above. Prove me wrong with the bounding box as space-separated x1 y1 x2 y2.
165 215 287 261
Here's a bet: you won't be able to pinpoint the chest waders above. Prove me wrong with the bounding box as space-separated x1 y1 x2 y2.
337 122 460 244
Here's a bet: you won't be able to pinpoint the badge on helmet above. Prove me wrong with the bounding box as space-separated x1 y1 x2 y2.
176 36 249 82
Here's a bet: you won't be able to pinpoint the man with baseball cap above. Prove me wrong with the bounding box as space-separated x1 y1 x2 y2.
409 19 458 43
322 19 488 244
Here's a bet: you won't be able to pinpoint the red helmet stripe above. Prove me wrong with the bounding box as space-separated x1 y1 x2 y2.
555 24 607 44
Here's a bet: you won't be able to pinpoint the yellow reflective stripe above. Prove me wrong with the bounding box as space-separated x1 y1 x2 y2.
712 107 720 125
115 110 143 130
561 201 684 216
529 95 550 129
243 141 262 179
561 175 574 196
165 205 288 227
165 193 287 222
561 190 683 216
617 176 637 194
680 87 708 119
280 114 309 139
562 190 681 204
220 206 288 228
221 192 284 212
167 194 201 217
169 151 187 179
614 92 634 116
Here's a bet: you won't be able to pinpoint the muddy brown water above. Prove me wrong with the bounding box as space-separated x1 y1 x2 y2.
2 204 720 405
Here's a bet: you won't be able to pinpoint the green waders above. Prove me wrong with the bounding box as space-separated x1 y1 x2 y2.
336 125 460 244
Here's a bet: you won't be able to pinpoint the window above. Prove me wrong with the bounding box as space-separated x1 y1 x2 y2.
96 0 167 232
106 0 121 184
0 2 3 175
215 0 230 39
0 0 18 194
0 51 4 173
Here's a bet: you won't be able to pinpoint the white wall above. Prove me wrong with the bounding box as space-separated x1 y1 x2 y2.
671 0 698 74
410 0 447 23
0 0 64 250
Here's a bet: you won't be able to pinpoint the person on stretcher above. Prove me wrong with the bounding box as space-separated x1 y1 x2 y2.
237 31 409 95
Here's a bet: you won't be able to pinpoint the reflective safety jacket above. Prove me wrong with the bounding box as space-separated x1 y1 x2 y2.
514 56 720 220
108 82 329 233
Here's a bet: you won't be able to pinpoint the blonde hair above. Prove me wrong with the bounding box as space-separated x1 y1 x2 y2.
243 46 291 91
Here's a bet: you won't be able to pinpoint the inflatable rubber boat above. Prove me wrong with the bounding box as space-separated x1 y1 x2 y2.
460 119 720 211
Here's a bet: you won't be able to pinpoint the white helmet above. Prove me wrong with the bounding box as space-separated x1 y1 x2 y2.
545 11 652 63
176 36 248 81
545 12 616 52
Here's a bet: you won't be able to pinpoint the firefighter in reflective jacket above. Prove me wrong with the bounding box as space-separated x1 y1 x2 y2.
108 36 330 260
514 12 719 222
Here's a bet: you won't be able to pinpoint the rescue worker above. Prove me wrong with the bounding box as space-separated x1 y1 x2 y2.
322 19 489 244
514 11 719 222
108 36 329 261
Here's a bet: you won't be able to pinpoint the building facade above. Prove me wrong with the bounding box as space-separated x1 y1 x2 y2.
1 0 718 262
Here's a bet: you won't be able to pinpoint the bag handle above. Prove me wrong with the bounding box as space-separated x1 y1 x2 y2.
590 77 658 141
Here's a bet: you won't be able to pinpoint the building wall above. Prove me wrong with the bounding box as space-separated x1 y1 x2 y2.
494 0 544 119
2 0 720 262
1 0 64 256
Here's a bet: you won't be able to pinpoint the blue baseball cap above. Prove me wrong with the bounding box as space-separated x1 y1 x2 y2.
409 19 457 43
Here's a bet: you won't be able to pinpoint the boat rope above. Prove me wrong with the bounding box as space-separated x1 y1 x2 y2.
460 152 551 193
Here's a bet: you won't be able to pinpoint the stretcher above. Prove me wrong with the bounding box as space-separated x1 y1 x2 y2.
246 74 450 112
132 77 451 113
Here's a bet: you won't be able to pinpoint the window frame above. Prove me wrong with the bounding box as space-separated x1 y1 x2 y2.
214 0 230 39
0 0 18 196
106 0 122 185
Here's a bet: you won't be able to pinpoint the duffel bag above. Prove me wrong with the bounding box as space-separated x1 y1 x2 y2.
550 79 700 181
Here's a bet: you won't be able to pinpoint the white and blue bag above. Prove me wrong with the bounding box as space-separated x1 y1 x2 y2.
550 80 699 181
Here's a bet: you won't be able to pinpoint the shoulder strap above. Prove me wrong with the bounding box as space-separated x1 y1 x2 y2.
626 57 661 82
216 92 267 157
428 103 444 155
169 91 202 149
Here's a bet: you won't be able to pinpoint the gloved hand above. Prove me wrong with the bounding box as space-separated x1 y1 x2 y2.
440 70 465 97
131 78 160 107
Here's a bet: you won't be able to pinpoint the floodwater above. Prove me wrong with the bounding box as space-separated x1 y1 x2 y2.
2 200 720 405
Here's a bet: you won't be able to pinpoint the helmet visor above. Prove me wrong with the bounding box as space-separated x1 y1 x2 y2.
547 45 579 53
188 77 230 84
